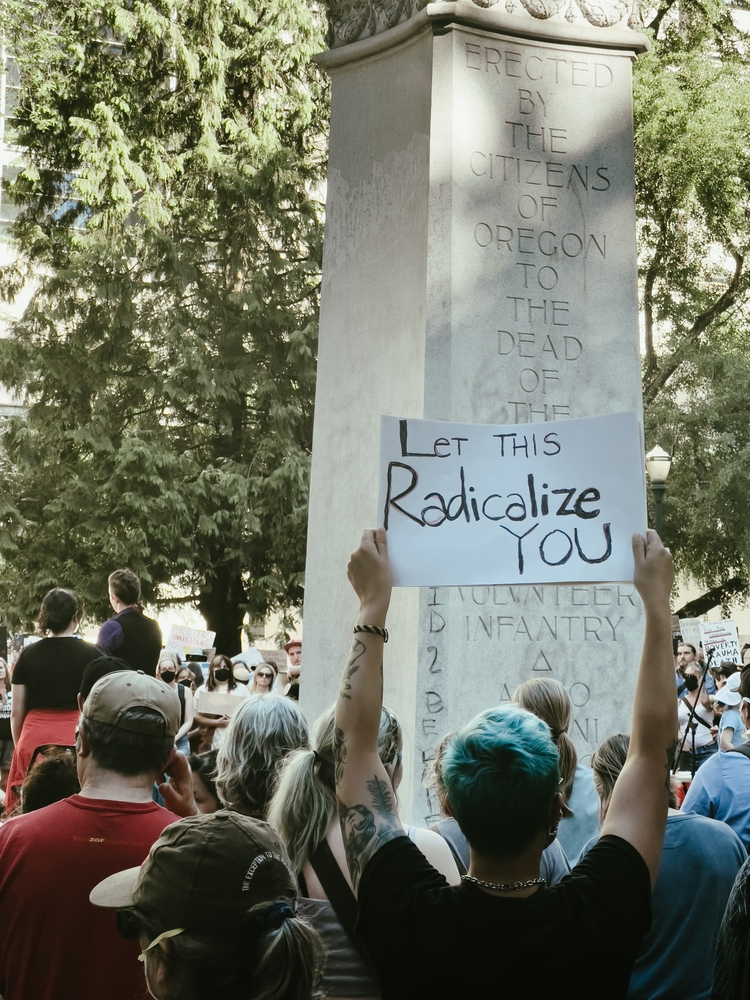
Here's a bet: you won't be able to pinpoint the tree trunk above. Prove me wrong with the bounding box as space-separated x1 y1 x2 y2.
198 566 247 656
674 578 748 619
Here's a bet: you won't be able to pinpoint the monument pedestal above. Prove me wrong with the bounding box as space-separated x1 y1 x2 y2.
303 2 648 820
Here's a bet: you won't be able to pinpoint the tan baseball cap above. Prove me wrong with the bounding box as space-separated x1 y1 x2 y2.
83 670 180 738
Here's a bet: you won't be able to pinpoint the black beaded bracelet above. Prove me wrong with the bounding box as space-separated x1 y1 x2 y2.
353 625 389 642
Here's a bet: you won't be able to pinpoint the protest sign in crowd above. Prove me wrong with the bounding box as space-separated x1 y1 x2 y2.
0 441 749 998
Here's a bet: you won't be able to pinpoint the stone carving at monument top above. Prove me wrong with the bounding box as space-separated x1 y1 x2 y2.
326 0 642 49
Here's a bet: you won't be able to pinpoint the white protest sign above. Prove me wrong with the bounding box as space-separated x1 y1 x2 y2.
678 618 703 652
165 624 216 657
378 411 647 588
700 620 742 666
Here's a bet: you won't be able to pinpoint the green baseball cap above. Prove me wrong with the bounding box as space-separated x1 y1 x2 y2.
89 811 297 930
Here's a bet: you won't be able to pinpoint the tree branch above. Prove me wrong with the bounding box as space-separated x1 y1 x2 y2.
647 0 679 36
674 577 748 618
642 250 745 406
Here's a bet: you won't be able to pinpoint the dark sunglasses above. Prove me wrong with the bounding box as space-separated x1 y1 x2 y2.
257 672 273 679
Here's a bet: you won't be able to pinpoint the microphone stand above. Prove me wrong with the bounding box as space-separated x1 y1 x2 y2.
673 648 715 777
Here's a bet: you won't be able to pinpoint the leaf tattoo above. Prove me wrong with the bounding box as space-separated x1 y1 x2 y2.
333 726 346 787
367 775 394 818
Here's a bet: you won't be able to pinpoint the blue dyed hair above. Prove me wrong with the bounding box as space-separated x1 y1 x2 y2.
441 705 560 861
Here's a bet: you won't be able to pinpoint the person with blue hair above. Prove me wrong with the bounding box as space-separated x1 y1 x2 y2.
334 527 675 1000
441 704 562 861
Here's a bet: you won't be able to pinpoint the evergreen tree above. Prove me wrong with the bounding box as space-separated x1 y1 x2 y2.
4 0 750 636
0 0 327 650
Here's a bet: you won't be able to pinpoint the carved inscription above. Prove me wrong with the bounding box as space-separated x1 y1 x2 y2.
420 587 448 825
416 583 640 824
463 39 621 421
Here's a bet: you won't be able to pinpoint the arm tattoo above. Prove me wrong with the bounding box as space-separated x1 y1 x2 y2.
338 775 401 892
339 638 366 700
367 775 397 822
338 798 376 890
333 726 346 787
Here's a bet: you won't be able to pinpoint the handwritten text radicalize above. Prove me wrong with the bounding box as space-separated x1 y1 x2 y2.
384 420 612 574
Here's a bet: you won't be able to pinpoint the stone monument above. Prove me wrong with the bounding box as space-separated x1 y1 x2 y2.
303 0 649 821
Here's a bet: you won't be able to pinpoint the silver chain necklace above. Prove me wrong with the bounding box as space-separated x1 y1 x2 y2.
462 875 546 892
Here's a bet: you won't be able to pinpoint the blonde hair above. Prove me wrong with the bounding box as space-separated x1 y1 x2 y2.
267 704 402 873
591 733 630 822
250 661 278 695
424 732 454 815
512 679 577 806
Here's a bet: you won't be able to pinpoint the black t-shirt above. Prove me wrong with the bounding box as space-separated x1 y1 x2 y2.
357 834 651 1000
12 638 102 710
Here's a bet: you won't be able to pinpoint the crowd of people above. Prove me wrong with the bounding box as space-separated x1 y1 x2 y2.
1 533 750 999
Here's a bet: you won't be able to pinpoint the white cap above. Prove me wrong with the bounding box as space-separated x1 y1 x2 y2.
716 687 741 707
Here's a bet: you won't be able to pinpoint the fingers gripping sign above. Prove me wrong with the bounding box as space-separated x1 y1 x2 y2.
348 528 393 622
632 530 674 612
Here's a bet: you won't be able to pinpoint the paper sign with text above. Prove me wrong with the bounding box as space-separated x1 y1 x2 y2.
678 618 703 652
165 625 216 656
700 620 741 666
378 411 647 588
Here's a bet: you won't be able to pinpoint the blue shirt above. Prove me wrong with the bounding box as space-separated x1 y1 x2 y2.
719 709 744 749
558 764 600 866
96 613 129 654
629 813 744 1000
681 749 750 846
580 814 745 1000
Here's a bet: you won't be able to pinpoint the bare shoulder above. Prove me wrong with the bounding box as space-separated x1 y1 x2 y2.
411 827 461 885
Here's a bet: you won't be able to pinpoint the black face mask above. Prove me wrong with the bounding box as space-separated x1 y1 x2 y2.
160 670 176 684
214 668 230 682
684 674 699 692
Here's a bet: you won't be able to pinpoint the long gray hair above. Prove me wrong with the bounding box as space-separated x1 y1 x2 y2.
267 704 402 874
215 695 310 818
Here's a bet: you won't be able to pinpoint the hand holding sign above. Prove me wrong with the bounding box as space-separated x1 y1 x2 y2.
632 530 674 614
347 528 392 623
378 411 647 588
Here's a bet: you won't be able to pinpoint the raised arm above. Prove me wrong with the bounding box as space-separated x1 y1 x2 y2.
601 531 675 886
335 529 404 894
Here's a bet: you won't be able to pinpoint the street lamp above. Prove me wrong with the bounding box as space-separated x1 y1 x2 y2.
645 445 671 537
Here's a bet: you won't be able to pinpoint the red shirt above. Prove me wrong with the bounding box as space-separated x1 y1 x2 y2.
0 794 180 1000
